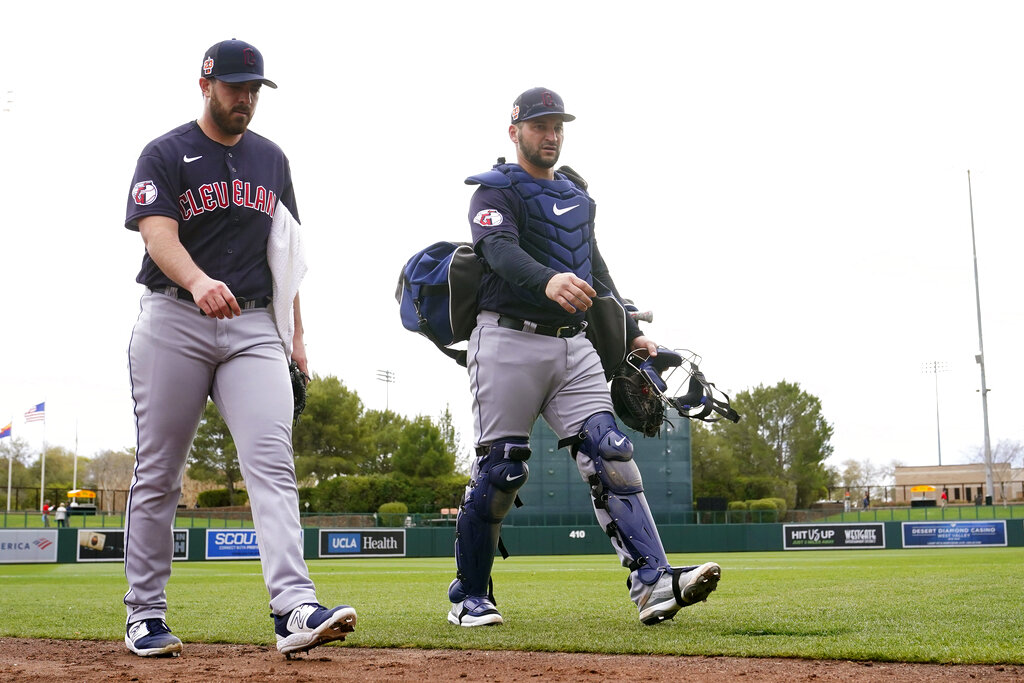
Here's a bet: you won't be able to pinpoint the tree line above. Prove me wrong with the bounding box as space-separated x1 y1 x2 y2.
187 374 467 511
12 375 1012 514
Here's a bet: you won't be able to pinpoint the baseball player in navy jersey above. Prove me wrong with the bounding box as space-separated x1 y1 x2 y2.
123 39 355 657
447 87 721 627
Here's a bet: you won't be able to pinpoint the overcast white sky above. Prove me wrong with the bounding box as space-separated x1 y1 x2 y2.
2 1 1023 476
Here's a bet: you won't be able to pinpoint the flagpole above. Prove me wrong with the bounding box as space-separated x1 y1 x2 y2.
5 418 12 512
73 419 78 491
38 404 47 511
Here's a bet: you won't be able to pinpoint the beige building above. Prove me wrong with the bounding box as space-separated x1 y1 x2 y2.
893 462 1022 504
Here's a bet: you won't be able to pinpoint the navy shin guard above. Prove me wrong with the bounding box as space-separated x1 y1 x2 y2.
569 412 670 587
451 439 530 600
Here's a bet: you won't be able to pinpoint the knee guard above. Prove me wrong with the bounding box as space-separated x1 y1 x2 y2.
566 412 669 586
451 438 531 601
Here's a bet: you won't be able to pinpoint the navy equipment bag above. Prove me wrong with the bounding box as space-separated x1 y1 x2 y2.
396 241 484 367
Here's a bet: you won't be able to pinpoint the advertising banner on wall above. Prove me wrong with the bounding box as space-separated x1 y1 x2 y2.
318 529 406 558
79 529 189 562
206 529 261 560
783 523 885 550
902 521 1007 548
0 529 58 563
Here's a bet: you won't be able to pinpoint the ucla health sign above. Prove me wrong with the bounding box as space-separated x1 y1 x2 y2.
902 521 1007 548
319 529 406 558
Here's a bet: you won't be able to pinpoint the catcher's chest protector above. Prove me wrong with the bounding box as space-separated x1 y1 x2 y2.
497 163 597 279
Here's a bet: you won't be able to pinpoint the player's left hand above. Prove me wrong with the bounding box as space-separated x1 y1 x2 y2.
291 337 309 381
630 335 658 357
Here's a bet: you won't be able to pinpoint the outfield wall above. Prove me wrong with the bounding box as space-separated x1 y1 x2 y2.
3 519 1022 564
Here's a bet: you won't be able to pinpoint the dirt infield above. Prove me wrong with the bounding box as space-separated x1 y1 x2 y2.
1 639 1020 682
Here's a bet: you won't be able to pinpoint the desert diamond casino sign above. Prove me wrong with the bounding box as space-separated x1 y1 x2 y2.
784 523 885 550
319 529 406 558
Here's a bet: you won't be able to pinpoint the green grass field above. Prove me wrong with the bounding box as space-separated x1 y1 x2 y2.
2 549 1021 664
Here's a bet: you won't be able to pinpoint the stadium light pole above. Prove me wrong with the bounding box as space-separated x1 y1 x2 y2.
967 170 995 504
921 361 948 466
376 369 395 412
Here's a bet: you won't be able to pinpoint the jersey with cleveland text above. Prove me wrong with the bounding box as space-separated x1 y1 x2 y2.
125 121 299 299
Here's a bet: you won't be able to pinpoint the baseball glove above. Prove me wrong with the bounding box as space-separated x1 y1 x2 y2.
289 361 310 425
610 364 665 437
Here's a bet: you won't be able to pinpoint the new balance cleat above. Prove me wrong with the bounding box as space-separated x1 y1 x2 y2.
638 562 721 625
274 603 357 656
125 618 182 657
448 596 503 627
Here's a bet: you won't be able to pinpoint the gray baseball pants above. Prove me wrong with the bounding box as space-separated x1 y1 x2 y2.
124 289 316 623
469 310 613 444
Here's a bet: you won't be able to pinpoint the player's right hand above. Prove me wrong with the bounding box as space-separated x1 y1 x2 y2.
545 273 596 313
192 278 242 319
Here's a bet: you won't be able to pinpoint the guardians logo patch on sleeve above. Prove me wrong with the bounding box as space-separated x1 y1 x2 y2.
473 209 503 227
132 180 158 206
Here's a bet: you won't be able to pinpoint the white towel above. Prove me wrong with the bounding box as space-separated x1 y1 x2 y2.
267 203 307 358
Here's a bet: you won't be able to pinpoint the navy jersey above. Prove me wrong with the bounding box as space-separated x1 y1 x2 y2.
125 121 299 299
467 164 597 326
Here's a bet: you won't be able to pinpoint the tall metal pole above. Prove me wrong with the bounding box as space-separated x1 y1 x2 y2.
967 170 995 504
921 361 948 466
376 369 395 412
5 417 12 512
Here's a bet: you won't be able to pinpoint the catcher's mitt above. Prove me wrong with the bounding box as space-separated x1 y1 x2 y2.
611 363 665 437
289 361 310 425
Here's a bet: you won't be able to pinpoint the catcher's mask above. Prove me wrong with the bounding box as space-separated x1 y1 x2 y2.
611 348 740 436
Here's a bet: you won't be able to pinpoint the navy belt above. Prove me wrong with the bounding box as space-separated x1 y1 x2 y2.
150 287 270 312
497 315 587 338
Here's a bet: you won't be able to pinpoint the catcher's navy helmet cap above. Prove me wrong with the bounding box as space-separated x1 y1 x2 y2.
201 39 277 89
511 87 575 123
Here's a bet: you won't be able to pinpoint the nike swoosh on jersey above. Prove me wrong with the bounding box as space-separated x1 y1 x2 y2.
505 473 526 482
183 155 203 163
552 203 580 216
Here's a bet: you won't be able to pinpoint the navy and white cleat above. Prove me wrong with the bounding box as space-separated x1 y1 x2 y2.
448 596 504 627
274 603 357 657
125 618 183 657
638 562 721 625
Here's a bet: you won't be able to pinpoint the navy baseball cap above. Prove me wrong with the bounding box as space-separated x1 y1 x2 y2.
201 39 277 89
511 87 575 123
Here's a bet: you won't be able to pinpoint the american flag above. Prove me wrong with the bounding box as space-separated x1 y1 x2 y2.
24 402 45 423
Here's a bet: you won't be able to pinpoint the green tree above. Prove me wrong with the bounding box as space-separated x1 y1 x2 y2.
690 422 741 500
360 409 409 474
438 405 457 455
293 375 373 481
0 437 35 509
393 415 454 478
706 380 833 508
87 448 136 493
29 446 82 502
187 400 244 505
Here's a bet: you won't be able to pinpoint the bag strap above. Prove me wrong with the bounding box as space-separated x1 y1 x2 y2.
411 296 468 367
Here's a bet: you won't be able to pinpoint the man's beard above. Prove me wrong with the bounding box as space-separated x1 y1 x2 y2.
519 140 559 169
210 93 252 136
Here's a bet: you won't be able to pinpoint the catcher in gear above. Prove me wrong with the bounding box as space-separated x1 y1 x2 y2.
448 86 723 630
